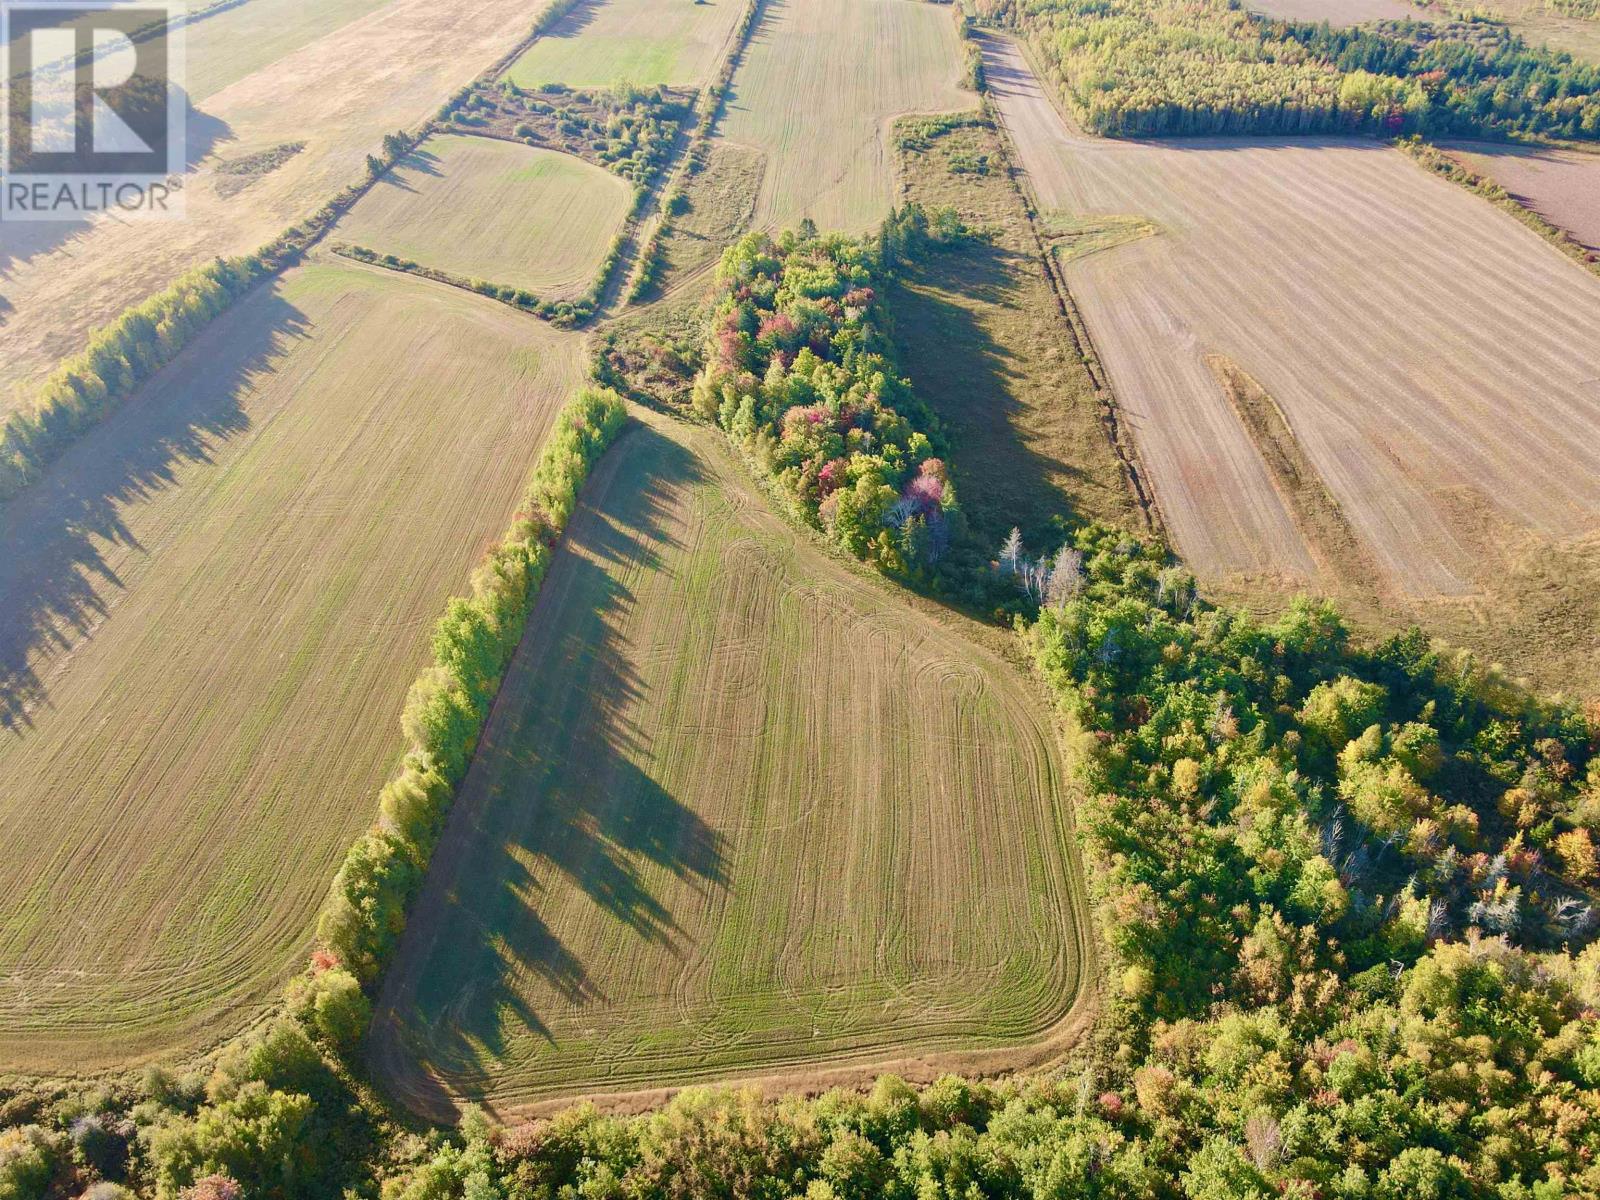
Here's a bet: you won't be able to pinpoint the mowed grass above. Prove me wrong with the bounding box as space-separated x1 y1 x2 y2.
984 33 1600 692
506 0 748 88
371 411 1089 1116
0 261 584 1073
717 0 969 231
889 116 1140 548
336 135 635 299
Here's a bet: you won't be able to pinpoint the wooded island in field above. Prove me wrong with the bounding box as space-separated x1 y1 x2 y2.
4 0 1600 1196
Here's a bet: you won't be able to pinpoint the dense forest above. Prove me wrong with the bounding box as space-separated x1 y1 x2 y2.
979 0 1600 139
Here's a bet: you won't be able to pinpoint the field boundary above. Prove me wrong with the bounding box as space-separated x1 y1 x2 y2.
1394 135 1600 280
969 30 1164 537
368 405 1102 1121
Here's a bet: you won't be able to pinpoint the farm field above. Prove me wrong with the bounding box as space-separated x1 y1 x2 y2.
1245 0 1423 22
717 0 969 231
888 115 1141 546
506 0 748 88
0 0 542 414
0 260 584 1073
370 410 1091 1116
982 32 1600 689
1444 141 1600 251
1442 0 1600 65
653 142 766 293
982 36 1600 581
335 136 635 299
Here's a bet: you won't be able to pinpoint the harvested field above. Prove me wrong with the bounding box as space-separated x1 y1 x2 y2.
1443 0 1600 65
506 0 748 88
655 143 766 292
1444 141 1600 251
717 0 968 231
335 136 634 299
983 33 1600 604
1246 0 1424 22
889 115 1142 546
0 260 584 1073
0 0 544 413
370 410 1092 1116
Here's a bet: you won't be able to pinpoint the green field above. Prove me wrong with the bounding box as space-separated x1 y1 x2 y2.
717 0 969 231
370 411 1091 1115
335 135 635 299
0 261 583 1073
506 0 748 88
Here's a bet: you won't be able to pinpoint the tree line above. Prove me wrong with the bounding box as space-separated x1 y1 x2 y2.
978 0 1600 140
0 387 629 1200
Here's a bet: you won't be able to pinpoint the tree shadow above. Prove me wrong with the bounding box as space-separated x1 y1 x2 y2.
392 427 730 1091
0 88 233 280
889 237 1096 548
0 283 312 732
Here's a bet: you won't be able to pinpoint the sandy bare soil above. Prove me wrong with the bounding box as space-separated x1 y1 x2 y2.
1446 141 1600 251
982 33 1600 600
0 0 544 413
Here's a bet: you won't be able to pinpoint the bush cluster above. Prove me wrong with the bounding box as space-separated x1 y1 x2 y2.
690 214 972 580
1011 518 1600 1193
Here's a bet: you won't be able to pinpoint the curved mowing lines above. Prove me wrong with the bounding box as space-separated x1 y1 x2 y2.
0 262 584 1073
371 412 1088 1116
717 0 969 232
334 135 635 300
984 34 1600 597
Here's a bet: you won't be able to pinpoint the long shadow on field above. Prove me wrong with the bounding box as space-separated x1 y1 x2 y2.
405 426 730 1080
0 285 310 732
890 239 1090 548
0 91 232 280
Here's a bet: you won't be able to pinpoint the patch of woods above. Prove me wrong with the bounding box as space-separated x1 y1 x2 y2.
446 81 692 188
978 0 1600 140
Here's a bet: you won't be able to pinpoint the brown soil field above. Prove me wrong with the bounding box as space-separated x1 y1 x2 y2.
983 34 1600 598
0 260 584 1073
1444 141 1600 251
716 0 969 231
0 0 546 414
370 409 1094 1118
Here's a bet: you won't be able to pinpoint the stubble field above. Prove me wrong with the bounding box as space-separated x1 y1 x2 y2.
716 0 969 231
0 0 545 412
1444 141 1600 251
983 36 1600 599
505 0 749 88
370 411 1092 1117
0 261 583 1073
335 135 635 298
